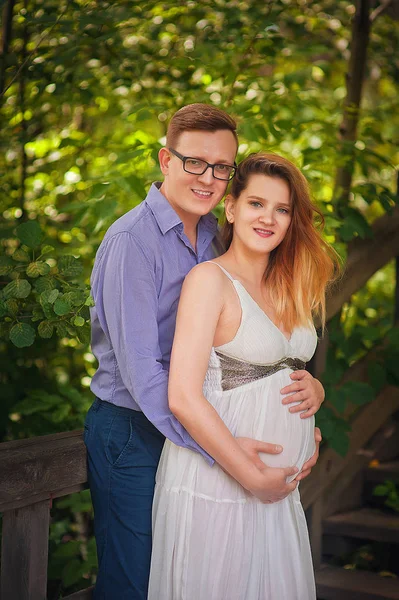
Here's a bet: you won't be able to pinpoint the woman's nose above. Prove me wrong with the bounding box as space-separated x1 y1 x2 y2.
259 210 276 224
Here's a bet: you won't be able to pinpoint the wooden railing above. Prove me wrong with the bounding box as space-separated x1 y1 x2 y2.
0 430 92 600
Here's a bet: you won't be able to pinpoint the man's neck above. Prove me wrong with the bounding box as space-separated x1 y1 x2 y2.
159 182 200 250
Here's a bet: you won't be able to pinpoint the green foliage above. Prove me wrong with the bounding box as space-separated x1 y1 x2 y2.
373 480 399 513
0 221 91 348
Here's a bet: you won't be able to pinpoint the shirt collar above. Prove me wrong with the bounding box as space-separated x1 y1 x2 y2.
145 182 218 236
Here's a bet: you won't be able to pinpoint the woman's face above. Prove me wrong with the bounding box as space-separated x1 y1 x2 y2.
225 173 292 256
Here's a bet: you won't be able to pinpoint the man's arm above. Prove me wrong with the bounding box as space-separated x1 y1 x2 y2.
92 231 214 464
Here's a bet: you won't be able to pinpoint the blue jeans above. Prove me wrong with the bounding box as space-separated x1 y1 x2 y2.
84 398 165 600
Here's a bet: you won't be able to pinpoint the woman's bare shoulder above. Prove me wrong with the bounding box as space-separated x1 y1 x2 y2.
185 261 228 284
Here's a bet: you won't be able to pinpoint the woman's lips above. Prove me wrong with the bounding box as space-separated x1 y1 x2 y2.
254 228 274 238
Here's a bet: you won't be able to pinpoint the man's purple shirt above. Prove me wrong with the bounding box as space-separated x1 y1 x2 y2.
90 182 217 464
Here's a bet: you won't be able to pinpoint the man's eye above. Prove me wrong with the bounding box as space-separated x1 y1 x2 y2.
187 159 201 166
215 164 228 171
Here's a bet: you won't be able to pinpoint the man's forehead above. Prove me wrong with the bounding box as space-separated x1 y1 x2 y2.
175 129 237 161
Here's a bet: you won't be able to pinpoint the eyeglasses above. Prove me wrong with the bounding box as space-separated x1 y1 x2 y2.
169 148 237 181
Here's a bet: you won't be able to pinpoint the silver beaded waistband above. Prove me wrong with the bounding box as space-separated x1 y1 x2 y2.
214 351 306 391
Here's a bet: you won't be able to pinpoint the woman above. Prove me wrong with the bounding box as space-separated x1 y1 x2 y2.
148 153 338 599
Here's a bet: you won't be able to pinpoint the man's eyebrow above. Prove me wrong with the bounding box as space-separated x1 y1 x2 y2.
247 195 291 207
184 154 235 165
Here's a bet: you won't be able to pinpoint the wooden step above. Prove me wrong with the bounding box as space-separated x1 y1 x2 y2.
316 564 399 600
366 460 399 484
323 508 399 544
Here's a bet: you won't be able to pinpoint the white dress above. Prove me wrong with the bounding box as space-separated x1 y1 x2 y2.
148 264 317 600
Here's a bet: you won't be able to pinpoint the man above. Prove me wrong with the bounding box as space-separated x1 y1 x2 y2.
85 104 323 599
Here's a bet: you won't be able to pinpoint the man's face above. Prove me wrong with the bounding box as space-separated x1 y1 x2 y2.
159 129 237 222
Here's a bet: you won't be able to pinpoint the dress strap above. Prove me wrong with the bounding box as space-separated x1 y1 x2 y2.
204 261 235 283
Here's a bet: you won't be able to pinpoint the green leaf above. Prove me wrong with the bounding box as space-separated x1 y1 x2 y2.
62 558 84 588
77 326 91 344
0 300 6 317
38 320 54 339
0 255 14 275
341 381 374 406
34 276 58 293
55 321 69 337
367 363 386 393
26 261 50 278
373 484 389 497
15 221 44 248
32 307 44 322
64 290 85 306
40 289 59 304
52 540 81 559
328 388 346 414
339 209 373 242
3 279 31 299
52 403 71 423
328 425 350 457
57 255 83 277
84 294 95 307
9 323 36 347
73 315 85 327
40 245 54 255
12 249 30 263
54 297 72 316
5 299 19 316
386 328 399 352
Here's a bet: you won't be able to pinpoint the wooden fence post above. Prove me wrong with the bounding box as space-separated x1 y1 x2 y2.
1 500 50 600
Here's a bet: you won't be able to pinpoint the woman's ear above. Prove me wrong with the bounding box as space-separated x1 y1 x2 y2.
224 194 235 224
158 147 171 176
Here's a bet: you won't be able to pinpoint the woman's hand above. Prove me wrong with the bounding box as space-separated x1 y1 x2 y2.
236 437 283 470
249 465 299 503
280 371 324 418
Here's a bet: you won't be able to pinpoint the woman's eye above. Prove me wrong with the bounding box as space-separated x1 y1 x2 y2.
250 201 262 208
277 208 289 214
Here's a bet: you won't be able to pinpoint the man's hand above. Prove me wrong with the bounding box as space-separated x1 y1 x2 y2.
236 437 283 470
295 427 322 482
281 371 325 418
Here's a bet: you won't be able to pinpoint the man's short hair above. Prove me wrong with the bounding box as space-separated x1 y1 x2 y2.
166 103 238 148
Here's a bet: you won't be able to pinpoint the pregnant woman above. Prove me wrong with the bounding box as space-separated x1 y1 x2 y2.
148 152 338 599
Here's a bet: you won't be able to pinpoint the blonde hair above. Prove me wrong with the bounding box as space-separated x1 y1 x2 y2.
221 152 340 331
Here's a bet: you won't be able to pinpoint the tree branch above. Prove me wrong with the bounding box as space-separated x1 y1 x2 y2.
333 0 371 210
326 206 399 322
370 0 394 22
0 0 16 98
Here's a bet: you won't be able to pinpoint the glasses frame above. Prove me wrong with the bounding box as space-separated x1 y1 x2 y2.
169 148 237 181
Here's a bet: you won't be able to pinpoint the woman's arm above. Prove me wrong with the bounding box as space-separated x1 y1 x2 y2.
168 264 298 504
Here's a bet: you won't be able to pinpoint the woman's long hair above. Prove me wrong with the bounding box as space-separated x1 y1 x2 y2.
221 152 340 331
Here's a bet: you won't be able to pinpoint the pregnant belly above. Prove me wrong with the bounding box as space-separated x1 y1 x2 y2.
212 370 316 479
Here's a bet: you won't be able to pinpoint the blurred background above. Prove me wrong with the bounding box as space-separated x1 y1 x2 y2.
1 1 399 597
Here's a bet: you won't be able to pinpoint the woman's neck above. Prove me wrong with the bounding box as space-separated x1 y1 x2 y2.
222 241 270 286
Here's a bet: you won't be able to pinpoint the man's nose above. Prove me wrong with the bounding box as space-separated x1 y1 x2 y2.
197 165 214 184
